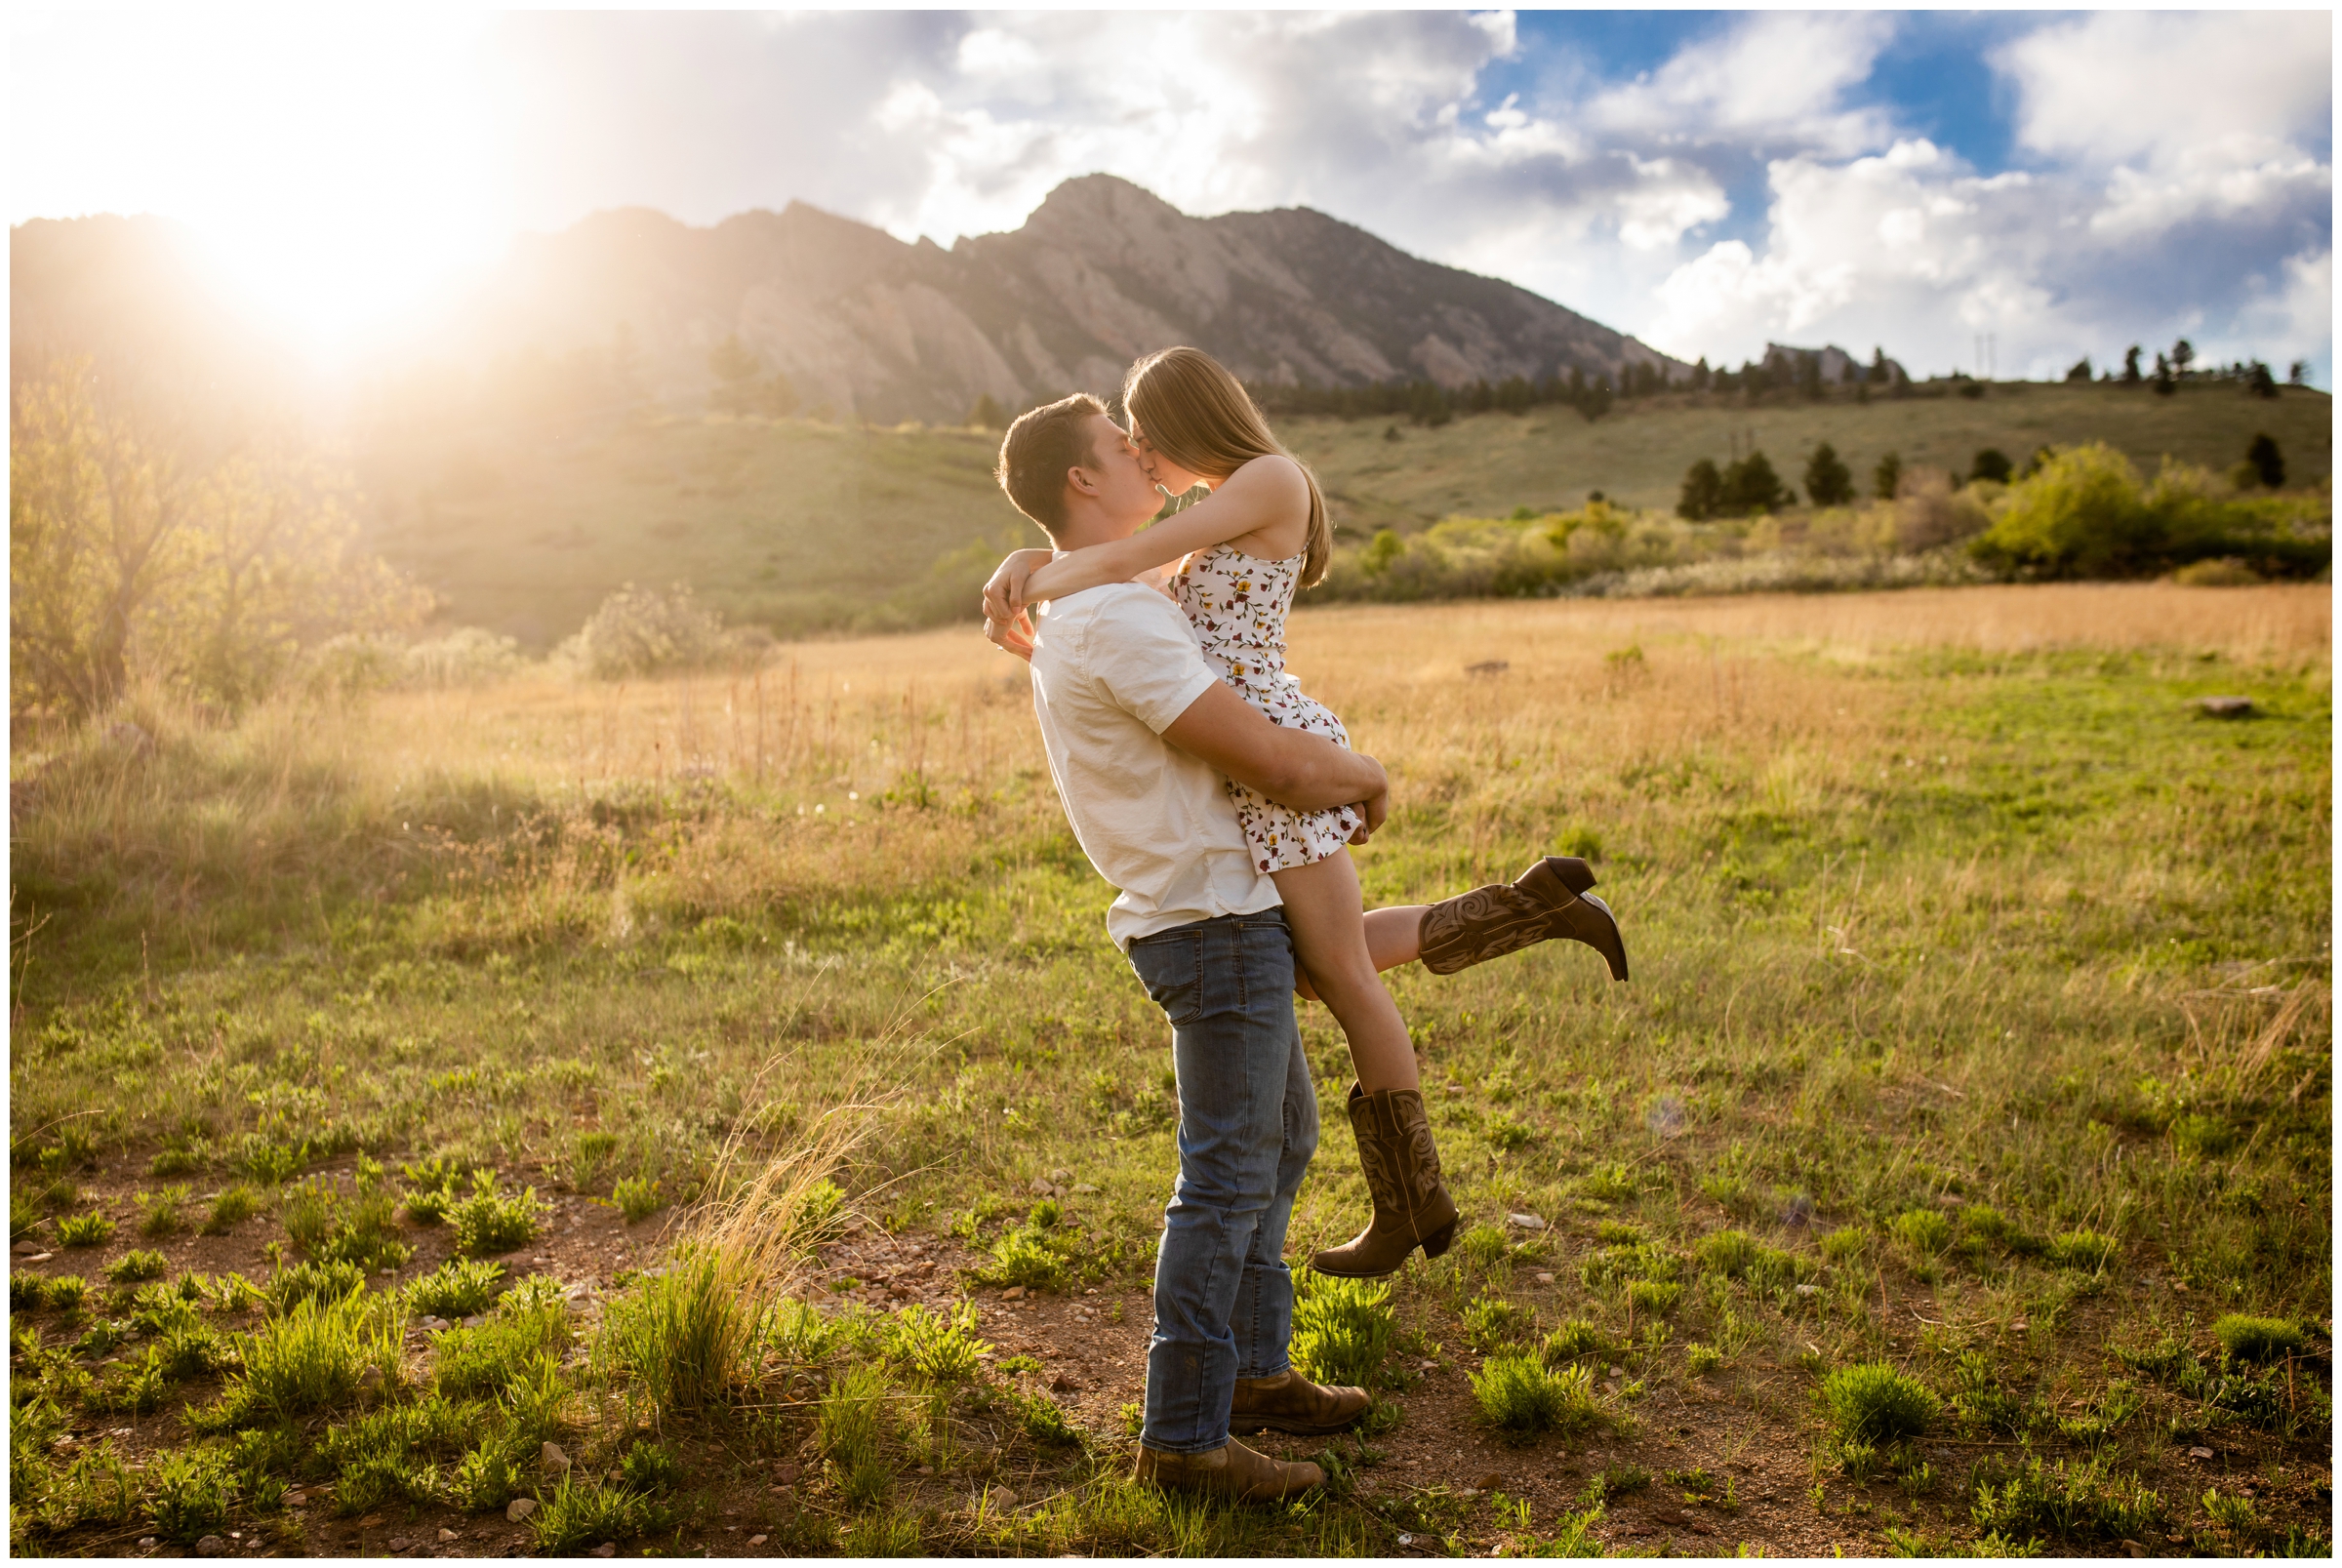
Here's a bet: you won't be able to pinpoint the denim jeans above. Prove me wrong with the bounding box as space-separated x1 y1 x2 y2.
1123 908 1319 1454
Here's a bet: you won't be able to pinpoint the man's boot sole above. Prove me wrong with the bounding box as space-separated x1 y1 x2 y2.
1230 1412 1369 1436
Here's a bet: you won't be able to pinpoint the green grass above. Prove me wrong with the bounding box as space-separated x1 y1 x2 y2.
1470 1352 1607 1436
1821 1362 1942 1443
407 1257 507 1319
7 587 2330 1555
2213 1313 2306 1363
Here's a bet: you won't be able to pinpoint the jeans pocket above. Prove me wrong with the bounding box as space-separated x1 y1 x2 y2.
1127 931 1206 1025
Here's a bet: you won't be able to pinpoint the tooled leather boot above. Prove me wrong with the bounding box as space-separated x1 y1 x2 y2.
1309 1084 1461 1278
1229 1368 1370 1436
1134 1437 1324 1501
1416 855 1629 981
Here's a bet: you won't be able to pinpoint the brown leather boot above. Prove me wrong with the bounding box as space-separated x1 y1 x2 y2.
1417 855 1629 981
1230 1368 1370 1436
1309 1085 1461 1278
1133 1438 1324 1501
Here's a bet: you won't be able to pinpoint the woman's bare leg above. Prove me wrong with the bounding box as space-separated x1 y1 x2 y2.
1295 904 1427 1002
1272 851 1419 1094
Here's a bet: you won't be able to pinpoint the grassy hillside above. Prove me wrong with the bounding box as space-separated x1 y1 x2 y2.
357 382 2331 647
1300 381 2334 532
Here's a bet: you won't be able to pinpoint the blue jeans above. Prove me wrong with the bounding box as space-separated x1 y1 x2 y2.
1123 908 1319 1454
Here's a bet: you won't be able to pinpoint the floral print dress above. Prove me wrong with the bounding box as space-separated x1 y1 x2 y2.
1174 543 1363 873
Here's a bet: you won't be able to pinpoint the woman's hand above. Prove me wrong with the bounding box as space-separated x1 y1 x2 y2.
982 549 1055 623
986 608 1036 663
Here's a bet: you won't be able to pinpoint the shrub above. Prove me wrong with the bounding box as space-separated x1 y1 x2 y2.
971 1227 1069 1292
210 1291 396 1427
1696 1229 1762 1276
138 1185 193 1237
55 1212 115 1248
1463 1294 1534 1350
432 1307 567 1399
556 582 753 681
2213 1314 2305 1364
46 1274 90 1314
1970 1452 2161 1541
1685 1343 1723 1377
450 1434 528 1512
879 1302 989 1385
790 1179 849 1249
146 1444 239 1543
449 1175 545 1257
1819 1227 1867 1264
269 1259 367 1310
819 1362 898 1506
1627 1280 1683 1316
595 1249 754 1419
408 1258 507 1320
1471 1351 1604 1436
202 1186 263 1235
531 1475 664 1554
1890 1209 1954 1254
613 1177 662 1225
2046 1229 2118 1272
619 1439 683 1494
1005 1384 1081 1447
1821 1362 1940 1443
105 1249 169 1283
1291 1271 1397 1388
1543 1319 1623 1363
233 1138 309 1186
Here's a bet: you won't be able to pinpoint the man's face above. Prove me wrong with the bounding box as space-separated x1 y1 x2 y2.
1075 414 1163 534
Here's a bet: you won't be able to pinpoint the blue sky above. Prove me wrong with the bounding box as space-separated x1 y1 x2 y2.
14 8 2333 382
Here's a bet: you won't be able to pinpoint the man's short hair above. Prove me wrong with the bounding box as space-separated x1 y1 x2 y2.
994 393 1109 539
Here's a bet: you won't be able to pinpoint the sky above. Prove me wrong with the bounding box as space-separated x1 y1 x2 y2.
11 7 2333 383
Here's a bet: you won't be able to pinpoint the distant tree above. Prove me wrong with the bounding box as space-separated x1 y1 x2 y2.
1496 375 1535 414
1873 451 1903 502
2246 433 2285 488
2170 338 2196 378
1970 448 2014 485
2287 360 2308 386
1803 442 1855 506
2065 356 2093 382
2121 345 2144 384
2019 446 2055 480
2153 352 2175 396
1691 356 1712 391
708 333 763 413
1722 451 1791 514
967 393 1008 429
1677 459 1725 521
2245 361 2279 399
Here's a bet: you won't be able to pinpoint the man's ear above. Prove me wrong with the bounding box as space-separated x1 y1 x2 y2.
1066 462 1103 500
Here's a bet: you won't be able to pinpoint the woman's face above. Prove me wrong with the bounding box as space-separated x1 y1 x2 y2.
1130 421 1208 495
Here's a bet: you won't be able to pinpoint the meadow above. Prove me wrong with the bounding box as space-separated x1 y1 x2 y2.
9 582 2332 1556
355 381 2332 644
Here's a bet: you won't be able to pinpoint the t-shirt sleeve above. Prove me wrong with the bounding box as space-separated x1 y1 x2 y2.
1085 589 1222 735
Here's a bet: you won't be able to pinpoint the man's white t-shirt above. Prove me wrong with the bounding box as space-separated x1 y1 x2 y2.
1027 583 1282 949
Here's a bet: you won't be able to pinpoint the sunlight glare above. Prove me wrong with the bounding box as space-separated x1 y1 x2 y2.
12 9 506 363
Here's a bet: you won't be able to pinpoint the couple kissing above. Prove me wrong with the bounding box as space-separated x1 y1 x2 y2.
980 347 1629 1501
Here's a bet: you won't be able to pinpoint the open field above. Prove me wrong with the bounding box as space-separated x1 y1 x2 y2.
356 382 2332 646
10 583 2331 1556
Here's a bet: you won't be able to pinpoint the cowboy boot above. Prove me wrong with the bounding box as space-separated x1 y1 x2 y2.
1134 1438 1324 1502
1310 1084 1461 1278
1416 855 1629 981
1229 1368 1370 1436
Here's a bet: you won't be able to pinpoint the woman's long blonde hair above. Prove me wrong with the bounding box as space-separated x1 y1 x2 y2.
1122 346 1333 586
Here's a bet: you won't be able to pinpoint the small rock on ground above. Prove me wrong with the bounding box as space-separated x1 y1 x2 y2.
506 1497 539 1522
196 1538 227 1557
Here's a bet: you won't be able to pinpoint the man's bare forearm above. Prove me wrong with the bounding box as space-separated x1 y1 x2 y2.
1241 728 1385 812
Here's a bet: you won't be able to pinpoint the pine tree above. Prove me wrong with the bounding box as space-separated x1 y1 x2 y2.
1873 451 1903 502
1802 442 1854 506
1677 459 1724 520
2246 433 2284 488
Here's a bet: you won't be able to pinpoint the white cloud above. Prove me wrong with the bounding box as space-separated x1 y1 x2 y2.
1586 11 1897 155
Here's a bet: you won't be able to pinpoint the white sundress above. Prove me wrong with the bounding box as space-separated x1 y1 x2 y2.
1173 543 1363 874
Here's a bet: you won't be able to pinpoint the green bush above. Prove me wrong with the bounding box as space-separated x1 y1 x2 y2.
1463 1294 1535 1350
1970 1452 2161 1541
1819 1227 1867 1264
2046 1229 2118 1272
1470 1351 1604 1436
790 1179 849 1249
878 1302 989 1385
137 1185 193 1237
613 1176 662 1225
971 1226 1069 1292
1971 443 2329 581
431 1305 567 1399
269 1259 367 1310
1821 1362 1940 1443
1004 1384 1081 1447
1890 1209 1954 1255
408 1258 506 1320
620 1439 683 1494
450 1434 527 1512
1627 1279 1683 1316
2213 1314 2305 1364
818 1362 898 1506
1291 1271 1396 1387
1542 1319 1623 1364
105 1249 170 1284
13 1271 52 1310
202 1186 263 1235
595 1250 752 1418
145 1444 239 1543
46 1274 90 1314
1696 1229 1762 1276
208 1290 396 1427
55 1212 115 1248
449 1175 545 1257
1684 1343 1723 1377
530 1474 665 1553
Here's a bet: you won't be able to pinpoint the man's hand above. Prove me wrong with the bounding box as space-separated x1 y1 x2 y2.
986 608 1035 663
1351 777 1389 843
1160 681 1388 817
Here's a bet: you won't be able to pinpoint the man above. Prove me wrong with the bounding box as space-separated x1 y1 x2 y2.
984 393 1375 1500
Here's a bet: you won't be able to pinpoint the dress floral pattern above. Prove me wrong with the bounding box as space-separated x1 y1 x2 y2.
1174 543 1363 873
